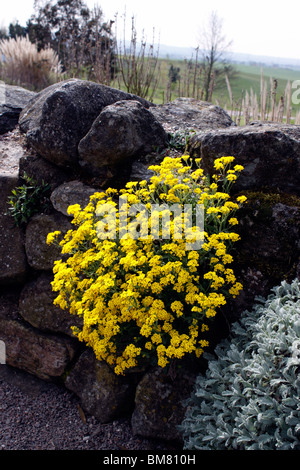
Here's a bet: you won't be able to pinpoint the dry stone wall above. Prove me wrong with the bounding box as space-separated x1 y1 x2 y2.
0 79 299 443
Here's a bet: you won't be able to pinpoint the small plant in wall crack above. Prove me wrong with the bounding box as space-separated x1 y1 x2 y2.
7 172 51 226
166 129 196 152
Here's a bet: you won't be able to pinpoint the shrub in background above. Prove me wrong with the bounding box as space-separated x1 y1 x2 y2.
47 155 245 375
179 278 300 450
0 35 62 90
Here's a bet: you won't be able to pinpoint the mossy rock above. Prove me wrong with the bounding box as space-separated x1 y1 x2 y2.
131 365 198 443
229 190 300 317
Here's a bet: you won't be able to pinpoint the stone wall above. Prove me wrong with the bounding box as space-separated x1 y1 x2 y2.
0 80 299 444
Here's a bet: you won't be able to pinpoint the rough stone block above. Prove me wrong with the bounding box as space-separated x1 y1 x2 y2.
65 349 138 423
0 294 78 381
25 212 71 270
19 273 82 336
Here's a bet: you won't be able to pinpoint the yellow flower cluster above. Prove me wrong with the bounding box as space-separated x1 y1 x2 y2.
47 155 246 375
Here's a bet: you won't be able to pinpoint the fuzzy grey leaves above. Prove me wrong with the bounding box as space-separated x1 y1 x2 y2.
179 279 300 450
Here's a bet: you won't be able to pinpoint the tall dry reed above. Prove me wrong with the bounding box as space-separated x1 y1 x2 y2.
236 69 297 125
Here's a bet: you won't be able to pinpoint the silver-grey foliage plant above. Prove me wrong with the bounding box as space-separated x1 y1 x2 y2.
179 278 300 450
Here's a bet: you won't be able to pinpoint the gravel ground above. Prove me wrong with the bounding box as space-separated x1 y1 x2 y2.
0 365 181 451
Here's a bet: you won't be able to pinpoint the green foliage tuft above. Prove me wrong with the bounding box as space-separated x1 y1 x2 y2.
7 172 50 226
166 129 196 152
179 278 300 450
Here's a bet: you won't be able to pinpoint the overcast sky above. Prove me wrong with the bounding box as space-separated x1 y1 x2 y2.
1 0 300 60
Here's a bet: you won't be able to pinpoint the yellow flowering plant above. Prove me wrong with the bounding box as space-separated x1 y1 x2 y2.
47 155 246 375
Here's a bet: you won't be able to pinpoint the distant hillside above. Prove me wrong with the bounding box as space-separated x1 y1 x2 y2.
156 44 300 70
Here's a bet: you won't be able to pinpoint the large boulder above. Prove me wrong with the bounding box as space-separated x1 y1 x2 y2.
0 83 36 134
19 79 154 169
187 122 300 195
78 100 167 174
0 318 77 381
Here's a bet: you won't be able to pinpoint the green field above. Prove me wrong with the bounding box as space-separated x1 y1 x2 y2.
227 64 300 104
141 58 300 124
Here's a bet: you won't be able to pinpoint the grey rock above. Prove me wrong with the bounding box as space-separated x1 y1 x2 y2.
129 152 165 182
0 83 36 134
50 180 97 216
25 212 71 270
150 97 235 132
131 366 197 442
0 294 77 380
0 318 77 380
0 181 27 285
0 291 20 322
19 273 82 337
231 195 300 318
0 134 28 284
127 98 234 184
78 100 167 174
65 349 138 423
187 122 300 195
19 79 154 168
19 154 71 191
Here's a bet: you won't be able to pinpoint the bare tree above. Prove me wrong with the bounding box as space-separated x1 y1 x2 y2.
115 13 160 101
198 11 234 101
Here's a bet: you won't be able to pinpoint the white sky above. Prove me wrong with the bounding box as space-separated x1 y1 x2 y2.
1 0 300 60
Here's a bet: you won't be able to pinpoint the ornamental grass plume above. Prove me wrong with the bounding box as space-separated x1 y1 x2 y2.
47 155 246 375
0 35 62 90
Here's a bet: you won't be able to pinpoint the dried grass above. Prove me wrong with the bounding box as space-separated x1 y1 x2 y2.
0 35 62 90
238 70 297 125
